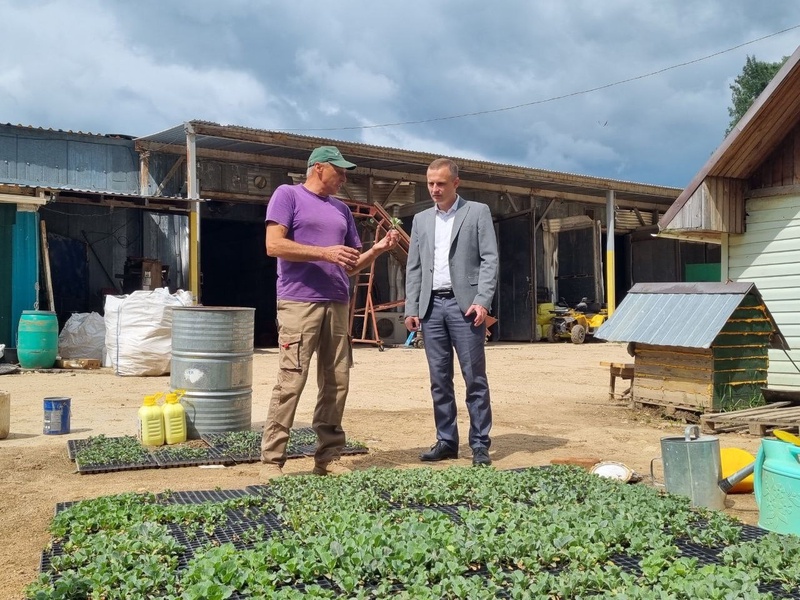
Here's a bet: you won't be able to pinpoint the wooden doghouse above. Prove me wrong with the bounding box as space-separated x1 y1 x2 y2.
595 282 788 413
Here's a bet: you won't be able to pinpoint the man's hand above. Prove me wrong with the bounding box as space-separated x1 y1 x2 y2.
405 316 420 331
373 229 400 252
322 245 361 269
465 304 488 326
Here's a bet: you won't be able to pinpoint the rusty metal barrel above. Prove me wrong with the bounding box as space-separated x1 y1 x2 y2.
170 307 254 438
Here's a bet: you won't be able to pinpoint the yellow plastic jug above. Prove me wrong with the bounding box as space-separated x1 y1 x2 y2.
138 394 165 446
163 390 187 445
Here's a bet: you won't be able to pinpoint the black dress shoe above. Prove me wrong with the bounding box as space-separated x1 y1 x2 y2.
420 441 458 462
472 447 492 466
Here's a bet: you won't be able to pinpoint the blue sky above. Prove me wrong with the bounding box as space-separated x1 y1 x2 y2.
2 1 799 188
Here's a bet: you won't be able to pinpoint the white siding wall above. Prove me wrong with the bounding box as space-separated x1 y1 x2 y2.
728 194 800 388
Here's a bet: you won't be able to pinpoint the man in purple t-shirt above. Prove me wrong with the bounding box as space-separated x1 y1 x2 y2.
260 146 398 480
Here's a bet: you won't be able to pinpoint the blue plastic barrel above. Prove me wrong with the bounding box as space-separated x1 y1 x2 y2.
43 397 71 435
17 311 59 369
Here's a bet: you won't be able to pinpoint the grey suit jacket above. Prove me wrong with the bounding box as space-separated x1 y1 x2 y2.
405 197 498 318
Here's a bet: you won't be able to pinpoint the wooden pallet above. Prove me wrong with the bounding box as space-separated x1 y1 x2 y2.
55 358 101 370
700 401 800 435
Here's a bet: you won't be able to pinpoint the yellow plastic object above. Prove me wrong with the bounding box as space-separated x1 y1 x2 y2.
163 390 187 445
774 429 800 447
138 394 165 446
720 447 755 494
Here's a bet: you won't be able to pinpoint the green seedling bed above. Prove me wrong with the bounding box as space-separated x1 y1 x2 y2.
73 435 158 474
28 467 800 599
201 430 262 463
69 429 370 473
202 427 369 463
173 509 285 561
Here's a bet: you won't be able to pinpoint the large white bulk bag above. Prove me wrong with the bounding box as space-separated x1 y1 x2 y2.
104 288 193 376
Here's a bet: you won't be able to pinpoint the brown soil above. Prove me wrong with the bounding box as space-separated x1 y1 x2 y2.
0 341 763 599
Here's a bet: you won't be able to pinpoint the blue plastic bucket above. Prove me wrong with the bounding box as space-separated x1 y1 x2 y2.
18 311 59 369
43 397 71 435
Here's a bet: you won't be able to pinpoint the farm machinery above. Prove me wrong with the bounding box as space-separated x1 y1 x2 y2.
546 297 608 344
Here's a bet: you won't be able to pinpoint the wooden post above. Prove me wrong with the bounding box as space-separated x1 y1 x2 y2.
40 220 55 312
0 390 8 439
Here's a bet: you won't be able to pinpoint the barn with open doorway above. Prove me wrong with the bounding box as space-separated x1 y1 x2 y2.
1 121 696 349
134 122 688 345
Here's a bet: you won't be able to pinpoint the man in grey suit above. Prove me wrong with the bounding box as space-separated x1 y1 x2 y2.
404 158 499 466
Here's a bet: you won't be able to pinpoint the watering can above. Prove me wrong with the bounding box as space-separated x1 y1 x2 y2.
650 425 754 510
754 435 800 535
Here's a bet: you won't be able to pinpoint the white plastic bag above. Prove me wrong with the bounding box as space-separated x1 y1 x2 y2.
104 288 193 376
58 312 106 360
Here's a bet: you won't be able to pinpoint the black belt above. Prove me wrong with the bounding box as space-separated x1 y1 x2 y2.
432 289 454 298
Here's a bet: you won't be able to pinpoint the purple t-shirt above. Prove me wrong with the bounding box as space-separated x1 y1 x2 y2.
266 184 361 303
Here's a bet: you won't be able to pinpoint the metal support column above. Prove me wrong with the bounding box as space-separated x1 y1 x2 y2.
605 190 616 316
185 122 200 303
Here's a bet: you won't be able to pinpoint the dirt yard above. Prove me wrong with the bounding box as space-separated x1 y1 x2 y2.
0 341 764 599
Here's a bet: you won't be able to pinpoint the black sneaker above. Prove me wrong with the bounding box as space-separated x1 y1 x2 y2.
419 441 458 462
472 447 491 466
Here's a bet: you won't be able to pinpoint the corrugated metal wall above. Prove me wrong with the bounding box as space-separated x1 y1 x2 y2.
728 194 800 388
10 209 39 345
0 126 139 193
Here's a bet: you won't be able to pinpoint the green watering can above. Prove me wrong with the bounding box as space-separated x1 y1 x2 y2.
754 437 800 535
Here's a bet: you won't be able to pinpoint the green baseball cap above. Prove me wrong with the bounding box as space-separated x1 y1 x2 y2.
307 146 357 170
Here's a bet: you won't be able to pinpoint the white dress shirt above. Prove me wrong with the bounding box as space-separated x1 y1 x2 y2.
432 200 458 291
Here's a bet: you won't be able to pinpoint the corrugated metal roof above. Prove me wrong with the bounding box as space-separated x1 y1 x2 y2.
594 282 788 349
0 183 195 210
0 182 188 200
136 120 681 209
139 120 655 188
2 122 135 140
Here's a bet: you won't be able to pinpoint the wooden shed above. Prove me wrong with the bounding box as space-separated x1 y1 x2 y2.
595 282 788 413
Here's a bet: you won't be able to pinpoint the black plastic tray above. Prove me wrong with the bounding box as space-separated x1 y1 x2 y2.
151 445 234 468
158 488 250 504
76 455 159 474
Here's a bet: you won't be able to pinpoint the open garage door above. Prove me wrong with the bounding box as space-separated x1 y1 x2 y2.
543 216 604 307
498 213 534 341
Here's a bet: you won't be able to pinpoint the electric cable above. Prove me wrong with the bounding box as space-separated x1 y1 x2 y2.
273 23 800 133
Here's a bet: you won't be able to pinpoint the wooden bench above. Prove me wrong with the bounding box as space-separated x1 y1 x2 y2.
600 362 635 402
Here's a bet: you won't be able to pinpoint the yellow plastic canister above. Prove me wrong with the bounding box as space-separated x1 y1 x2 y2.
163 390 187 445
138 394 165 446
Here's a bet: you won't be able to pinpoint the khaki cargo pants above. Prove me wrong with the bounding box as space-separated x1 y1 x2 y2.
260 300 352 467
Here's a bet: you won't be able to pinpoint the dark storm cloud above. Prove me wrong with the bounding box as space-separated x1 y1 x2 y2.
1 0 799 187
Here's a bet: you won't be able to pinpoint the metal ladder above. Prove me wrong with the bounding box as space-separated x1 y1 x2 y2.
344 201 409 350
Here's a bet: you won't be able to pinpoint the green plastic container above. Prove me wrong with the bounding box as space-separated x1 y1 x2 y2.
754 438 800 535
17 310 58 369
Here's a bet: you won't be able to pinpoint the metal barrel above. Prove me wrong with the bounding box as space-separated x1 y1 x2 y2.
170 307 254 439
